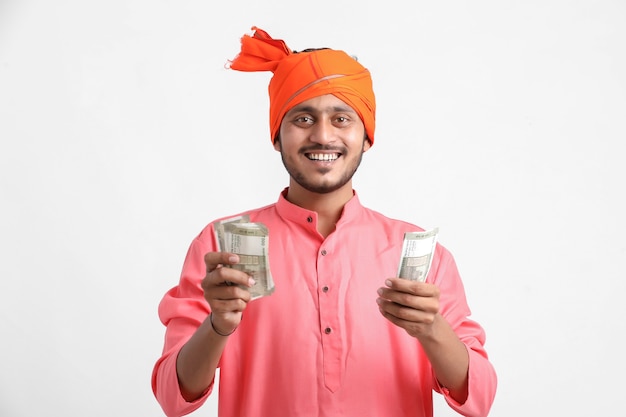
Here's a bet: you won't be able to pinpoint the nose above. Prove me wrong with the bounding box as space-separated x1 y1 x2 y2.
309 119 335 145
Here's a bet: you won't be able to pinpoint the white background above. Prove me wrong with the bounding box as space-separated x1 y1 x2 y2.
1 1 624 416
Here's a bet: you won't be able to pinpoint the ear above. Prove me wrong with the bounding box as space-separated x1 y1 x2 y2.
362 138 372 153
273 138 281 152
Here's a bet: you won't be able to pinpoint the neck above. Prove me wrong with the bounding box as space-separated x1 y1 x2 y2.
284 183 354 238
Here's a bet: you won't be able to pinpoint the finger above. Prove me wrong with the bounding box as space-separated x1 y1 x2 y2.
384 277 439 297
377 286 439 313
204 251 240 273
203 276 253 315
210 293 250 312
377 305 436 338
377 297 436 324
203 265 256 290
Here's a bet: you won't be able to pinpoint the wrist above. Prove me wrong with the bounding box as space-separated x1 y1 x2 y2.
209 313 238 337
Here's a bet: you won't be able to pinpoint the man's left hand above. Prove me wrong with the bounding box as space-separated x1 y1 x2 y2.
377 277 441 339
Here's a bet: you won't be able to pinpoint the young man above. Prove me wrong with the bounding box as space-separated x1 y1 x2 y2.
152 27 497 417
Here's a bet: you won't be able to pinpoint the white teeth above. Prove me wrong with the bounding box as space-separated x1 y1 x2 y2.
308 153 339 161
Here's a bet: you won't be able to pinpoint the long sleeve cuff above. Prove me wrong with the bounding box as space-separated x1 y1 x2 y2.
152 344 215 417
435 347 497 417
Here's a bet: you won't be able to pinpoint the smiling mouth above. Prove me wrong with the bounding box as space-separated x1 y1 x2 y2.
306 153 340 161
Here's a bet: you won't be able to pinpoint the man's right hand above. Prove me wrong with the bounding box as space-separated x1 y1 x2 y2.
202 252 256 335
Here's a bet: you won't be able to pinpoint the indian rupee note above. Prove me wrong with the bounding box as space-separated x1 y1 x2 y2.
397 227 439 282
218 220 274 300
214 214 251 250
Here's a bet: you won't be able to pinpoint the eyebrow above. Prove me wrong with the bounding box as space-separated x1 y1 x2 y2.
288 104 357 115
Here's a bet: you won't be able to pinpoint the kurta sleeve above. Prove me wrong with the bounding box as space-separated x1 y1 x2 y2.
151 226 218 417
430 245 498 417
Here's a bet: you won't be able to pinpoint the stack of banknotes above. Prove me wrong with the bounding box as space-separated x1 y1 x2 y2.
215 215 275 300
397 227 439 282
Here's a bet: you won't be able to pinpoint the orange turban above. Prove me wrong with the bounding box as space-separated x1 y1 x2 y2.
227 26 376 145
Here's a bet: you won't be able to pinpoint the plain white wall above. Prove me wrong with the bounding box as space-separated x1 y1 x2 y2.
1 1 624 416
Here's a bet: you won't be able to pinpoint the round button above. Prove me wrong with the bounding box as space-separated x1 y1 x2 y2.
322 286 329 292
306 216 313 223
321 249 327 256
324 327 332 334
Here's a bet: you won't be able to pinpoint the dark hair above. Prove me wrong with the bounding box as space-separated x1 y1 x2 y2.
292 47 330 53
293 48 358 62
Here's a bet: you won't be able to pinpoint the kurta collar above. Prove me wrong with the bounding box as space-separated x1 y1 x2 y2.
275 187 363 227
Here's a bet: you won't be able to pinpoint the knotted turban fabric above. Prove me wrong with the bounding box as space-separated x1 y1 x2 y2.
227 26 376 145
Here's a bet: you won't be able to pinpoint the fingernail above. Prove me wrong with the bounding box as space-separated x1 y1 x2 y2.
385 279 392 287
229 255 238 263
377 288 383 295
248 277 256 287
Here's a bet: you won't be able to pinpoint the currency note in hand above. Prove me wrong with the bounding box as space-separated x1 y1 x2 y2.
216 218 274 300
214 214 251 251
397 227 439 282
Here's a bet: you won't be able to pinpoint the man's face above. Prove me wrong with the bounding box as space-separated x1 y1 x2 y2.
274 94 371 195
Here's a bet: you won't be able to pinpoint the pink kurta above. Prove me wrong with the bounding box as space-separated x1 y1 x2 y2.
152 189 497 417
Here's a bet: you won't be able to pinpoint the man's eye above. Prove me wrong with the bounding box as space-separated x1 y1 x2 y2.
296 116 313 123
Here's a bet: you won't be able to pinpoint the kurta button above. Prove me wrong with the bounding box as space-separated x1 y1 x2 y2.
306 216 313 223
324 327 332 334
322 286 329 292
321 249 327 256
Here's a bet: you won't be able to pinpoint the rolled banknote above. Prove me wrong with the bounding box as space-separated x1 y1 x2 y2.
214 214 250 250
397 227 439 282
215 217 274 299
